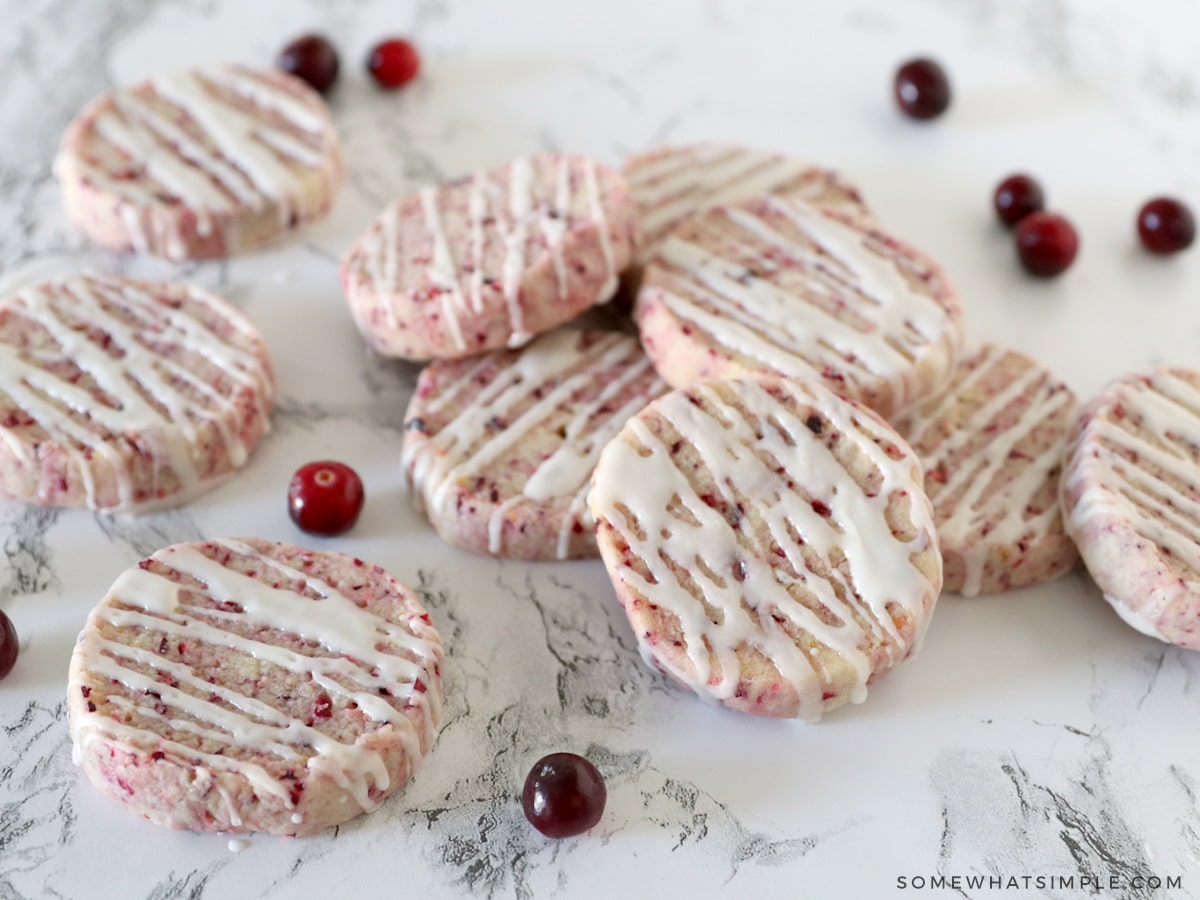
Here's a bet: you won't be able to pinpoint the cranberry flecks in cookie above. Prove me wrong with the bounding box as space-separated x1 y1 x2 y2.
895 343 1079 596
403 329 668 560
623 142 870 263
56 65 342 261
340 154 638 361
67 538 444 836
635 196 965 420
0 274 273 513
588 377 942 720
1061 367 1200 649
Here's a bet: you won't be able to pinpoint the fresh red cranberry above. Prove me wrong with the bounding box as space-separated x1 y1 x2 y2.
367 38 421 89
278 34 340 95
1137 197 1195 255
1014 211 1079 278
287 461 364 536
0 610 17 680
994 174 1045 228
522 752 606 839
894 57 951 120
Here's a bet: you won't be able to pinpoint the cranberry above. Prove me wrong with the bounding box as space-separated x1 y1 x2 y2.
277 34 340 95
0 610 17 680
367 38 421 89
994 174 1045 228
1137 197 1195 255
1014 211 1079 278
522 752 606 839
287 461 364 536
894 57 951 120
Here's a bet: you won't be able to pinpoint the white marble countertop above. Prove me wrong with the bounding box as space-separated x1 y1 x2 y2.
3 0 1200 897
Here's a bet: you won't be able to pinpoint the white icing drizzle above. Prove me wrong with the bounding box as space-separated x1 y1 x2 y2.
403 330 666 559
66 66 335 259
896 343 1076 596
649 196 957 413
0 274 273 512
587 378 939 720
69 539 443 826
420 187 470 351
1064 370 1200 632
355 155 623 354
626 143 860 253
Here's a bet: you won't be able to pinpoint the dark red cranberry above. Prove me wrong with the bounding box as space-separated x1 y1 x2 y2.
0 610 17 680
1137 197 1195 255
287 461 364 536
278 34 340 95
994 174 1045 227
367 38 421 89
894 57 951 120
522 752 606 839
1014 212 1079 278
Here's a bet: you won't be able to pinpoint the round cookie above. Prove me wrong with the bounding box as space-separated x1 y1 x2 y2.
339 153 638 361
0 273 274 513
623 142 870 263
67 538 444 836
894 342 1079 596
587 376 943 720
1061 367 1200 649
635 195 965 420
55 65 342 261
403 329 667 560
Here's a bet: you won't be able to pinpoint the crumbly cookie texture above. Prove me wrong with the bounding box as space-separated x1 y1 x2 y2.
895 342 1079 596
55 65 342 260
635 195 965 420
0 273 274 513
340 153 638 361
1061 367 1200 649
403 329 668 560
67 538 444 836
588 376 942 720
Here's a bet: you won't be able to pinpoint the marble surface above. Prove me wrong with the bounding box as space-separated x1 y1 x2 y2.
2 0 1200 897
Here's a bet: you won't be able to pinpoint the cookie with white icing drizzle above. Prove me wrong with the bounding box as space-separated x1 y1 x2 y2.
588 376 942 720
894 343 1079 596
67 538 444 836
403 329 668 560
635 195 965 420
624 142 870 263
1061 367 1200 649
340 153 638 360
55 65 342 261
0 273 273 513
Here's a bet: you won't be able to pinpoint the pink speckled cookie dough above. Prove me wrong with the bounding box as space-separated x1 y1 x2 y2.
1061 367 1200 649
403 329 668 560
0 273 273 513
634 196 965 420
67 538 444 837
55 65 342 261
895 342 1079 596
623 142 870 263
339 153 638 360
588 376 942 720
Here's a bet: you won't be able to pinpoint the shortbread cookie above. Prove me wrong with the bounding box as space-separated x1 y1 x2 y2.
341 154 638 361
895 343 1078 596
55 65 342 261
588 377 942 720
1061 367 1200 648
403 329 667 560
0 274 273 513
635 196 965 419
67 538 444 836
623 143 869 262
